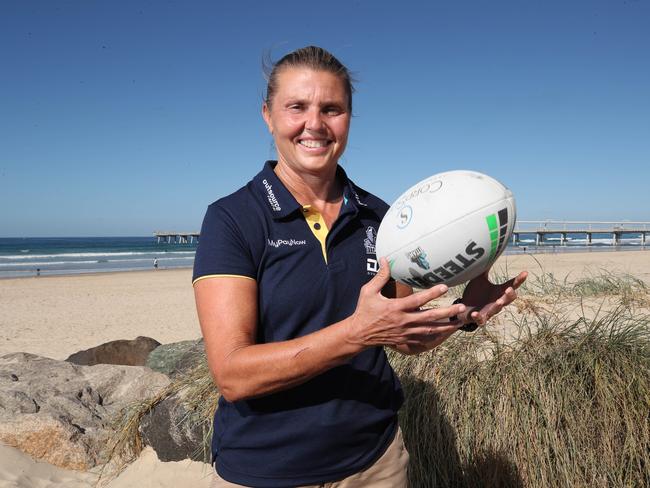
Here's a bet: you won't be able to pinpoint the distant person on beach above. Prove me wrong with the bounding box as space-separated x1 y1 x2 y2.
153 258 158 269
193 46 527 488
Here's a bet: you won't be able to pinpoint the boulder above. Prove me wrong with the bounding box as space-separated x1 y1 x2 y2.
0 352 170 471
140 388 212 462
146 339 205 377
66 336 161 366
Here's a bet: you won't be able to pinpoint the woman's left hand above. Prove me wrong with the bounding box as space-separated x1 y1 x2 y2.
459 269 528 326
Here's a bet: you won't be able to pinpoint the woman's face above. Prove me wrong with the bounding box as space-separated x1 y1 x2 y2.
263 68 351 177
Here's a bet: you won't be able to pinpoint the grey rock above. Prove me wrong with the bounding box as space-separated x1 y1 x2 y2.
0 352 170 470
146 339 205 376
66 336 161 367
140 389 211 462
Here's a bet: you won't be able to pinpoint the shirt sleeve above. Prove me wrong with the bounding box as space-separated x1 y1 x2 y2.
192 202 257 284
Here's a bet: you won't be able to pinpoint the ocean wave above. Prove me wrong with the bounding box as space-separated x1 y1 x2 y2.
0 250 196 260
0 256 196 268
0 260 101 267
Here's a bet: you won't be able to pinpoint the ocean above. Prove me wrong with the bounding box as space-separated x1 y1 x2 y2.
0 233 645 279
0 237 197 279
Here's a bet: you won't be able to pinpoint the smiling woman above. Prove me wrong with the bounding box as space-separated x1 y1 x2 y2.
192 45 525 488
262 68 350 190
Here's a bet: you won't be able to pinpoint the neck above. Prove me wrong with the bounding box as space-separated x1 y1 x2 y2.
274 161 343 207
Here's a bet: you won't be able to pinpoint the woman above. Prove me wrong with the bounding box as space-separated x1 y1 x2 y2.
193 46 526 488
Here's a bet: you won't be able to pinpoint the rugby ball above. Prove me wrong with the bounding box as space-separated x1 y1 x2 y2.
376 170 516 288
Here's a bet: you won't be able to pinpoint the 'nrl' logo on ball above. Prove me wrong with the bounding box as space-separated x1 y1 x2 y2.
406 246 430 270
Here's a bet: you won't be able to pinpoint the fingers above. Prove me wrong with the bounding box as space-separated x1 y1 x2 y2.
418 302 465 322
503 271 528 291
513 271 528 289
406 322 463 337
395 284 449 310
363 257 393 294
470 286 519 325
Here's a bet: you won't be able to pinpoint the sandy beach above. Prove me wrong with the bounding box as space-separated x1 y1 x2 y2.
2 250 649 360
1 249 648 486
0 269 199 361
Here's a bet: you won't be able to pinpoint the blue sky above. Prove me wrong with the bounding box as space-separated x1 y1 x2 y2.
1 0 648 237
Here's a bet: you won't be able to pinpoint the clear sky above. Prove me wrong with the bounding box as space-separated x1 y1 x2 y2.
1 0 648 237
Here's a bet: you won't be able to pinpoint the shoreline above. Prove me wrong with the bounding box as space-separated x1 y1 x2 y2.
1 246 647 281
0 265 193 281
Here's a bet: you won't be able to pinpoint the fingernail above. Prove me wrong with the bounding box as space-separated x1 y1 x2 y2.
439 285 448 293
457 305 466 313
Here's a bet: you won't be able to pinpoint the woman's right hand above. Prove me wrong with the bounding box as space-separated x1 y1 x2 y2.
347 258 466 350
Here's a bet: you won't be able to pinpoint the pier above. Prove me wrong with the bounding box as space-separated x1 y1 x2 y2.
154 231 200 244
512 221 650 247
154 221 650 248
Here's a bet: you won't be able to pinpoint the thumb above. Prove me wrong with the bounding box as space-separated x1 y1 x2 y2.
365 257 392 293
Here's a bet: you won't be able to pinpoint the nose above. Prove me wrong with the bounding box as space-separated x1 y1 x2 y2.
305 107 325 132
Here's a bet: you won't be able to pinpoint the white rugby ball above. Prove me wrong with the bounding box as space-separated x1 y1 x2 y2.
376 170 516 288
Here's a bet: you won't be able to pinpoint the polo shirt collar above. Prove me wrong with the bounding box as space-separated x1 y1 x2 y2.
338 165 370 215
255 161 303 219
255 161 380 219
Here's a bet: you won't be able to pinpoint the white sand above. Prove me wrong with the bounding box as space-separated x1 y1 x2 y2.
0 269 198 360
0 445 212 488
497 249 650 285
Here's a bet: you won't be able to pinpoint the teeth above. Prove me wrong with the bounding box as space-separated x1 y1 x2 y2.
299 140 328 148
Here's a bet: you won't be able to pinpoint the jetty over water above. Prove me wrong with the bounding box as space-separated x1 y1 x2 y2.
154 221 650 247
513 221 650 246
154 231 200 244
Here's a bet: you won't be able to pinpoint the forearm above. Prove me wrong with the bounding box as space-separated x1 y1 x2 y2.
213 318 364 402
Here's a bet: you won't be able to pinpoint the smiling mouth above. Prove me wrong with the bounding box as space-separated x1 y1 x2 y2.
298 139 331 148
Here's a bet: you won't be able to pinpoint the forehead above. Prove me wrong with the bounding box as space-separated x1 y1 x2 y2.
273 68 348 102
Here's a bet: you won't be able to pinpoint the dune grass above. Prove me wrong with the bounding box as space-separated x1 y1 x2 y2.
391 304 650 487
99 361 218 483
103 270 650 487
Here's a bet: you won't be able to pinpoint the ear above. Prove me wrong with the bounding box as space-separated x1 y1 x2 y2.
262 102 273 134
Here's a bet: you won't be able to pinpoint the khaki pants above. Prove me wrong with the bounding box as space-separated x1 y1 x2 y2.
210 427 409 488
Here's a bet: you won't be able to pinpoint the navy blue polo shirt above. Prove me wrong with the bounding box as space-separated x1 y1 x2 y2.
193 161 404 487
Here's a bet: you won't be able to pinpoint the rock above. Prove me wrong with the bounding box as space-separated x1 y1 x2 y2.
66 336 161 367
0 352 170 471
140 388 212 462
146 339 205 376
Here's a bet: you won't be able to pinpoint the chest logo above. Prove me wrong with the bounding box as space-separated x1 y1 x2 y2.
267 238 307 248
364 227 377 254
364 226 379 274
